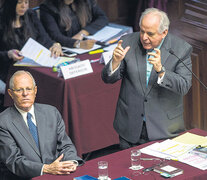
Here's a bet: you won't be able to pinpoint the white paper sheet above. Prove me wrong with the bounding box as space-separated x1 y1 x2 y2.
19 38 60 67
87 26 122 42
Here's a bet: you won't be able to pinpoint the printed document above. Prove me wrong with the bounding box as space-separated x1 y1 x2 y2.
62 44 101 54
15 38 60 67
141 138 207 170
87 26 123 42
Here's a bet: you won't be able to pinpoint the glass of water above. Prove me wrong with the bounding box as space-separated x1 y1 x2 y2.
98 161 108 180
131 149 141 170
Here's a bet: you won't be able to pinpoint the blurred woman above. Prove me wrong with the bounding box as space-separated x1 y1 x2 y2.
40 0 108 49
0 0 63 84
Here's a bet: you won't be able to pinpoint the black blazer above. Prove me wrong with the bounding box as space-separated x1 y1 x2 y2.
40 0 108 48
0 9 54 82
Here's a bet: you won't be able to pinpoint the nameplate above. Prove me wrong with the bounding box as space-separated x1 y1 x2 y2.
100 51 113 65
60 59 93 79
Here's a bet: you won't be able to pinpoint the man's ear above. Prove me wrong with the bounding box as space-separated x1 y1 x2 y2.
162 29 168 38
8 89 13 100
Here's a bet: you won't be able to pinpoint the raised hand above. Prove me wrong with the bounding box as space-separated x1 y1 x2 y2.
112 40 130 70
147 48 162 73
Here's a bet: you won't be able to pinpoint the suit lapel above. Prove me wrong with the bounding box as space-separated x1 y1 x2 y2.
11 107 41 157
34 105 46 159
135 41 147 95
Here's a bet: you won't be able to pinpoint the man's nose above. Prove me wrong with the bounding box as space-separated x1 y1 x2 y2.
22 89 29 95
142 33 149 40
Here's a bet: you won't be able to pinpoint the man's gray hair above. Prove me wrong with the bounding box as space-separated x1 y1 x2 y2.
139 8 170 33
9 70 36 89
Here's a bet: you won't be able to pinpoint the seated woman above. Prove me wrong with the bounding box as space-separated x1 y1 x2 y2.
40 0 108 49
0 0 63 85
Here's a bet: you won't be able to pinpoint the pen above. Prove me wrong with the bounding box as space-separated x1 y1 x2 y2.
90 58 100 63
107 38 119 45
63 53 77 57
89 49 104 55
140 158 155 160
143 165 156 172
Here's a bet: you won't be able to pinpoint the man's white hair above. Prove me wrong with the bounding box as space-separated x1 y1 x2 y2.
139 8 170 33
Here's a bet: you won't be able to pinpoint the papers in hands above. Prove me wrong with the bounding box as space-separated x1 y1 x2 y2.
16 38 60 67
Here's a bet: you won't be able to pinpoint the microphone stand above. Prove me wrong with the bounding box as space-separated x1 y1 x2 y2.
169 49 207 90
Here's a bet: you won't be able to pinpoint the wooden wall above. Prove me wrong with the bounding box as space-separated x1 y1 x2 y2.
167 0 207 131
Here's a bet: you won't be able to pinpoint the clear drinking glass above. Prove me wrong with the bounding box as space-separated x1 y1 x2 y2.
98 161 108 180
131 149 141 170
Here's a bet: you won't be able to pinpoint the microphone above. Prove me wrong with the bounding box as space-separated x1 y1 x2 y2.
169 49 207 90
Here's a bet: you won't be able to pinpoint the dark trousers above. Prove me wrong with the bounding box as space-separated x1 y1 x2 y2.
119 121 149 150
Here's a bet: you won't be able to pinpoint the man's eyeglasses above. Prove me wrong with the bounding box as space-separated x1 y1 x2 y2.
11 87 35 94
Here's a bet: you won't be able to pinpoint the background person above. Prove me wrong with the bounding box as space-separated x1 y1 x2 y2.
0 0 63 85
40 0 108 49
102 8 192 150
0 70 83 180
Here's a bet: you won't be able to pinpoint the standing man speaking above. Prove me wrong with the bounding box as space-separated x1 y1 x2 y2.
102 8 192 150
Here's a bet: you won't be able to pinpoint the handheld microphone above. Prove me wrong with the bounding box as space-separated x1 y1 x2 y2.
169 49 207 90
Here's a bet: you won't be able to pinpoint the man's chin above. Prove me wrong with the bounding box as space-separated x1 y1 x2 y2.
17 104 32 111
143 45 152 50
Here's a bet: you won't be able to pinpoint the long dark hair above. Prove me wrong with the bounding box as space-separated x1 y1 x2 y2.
1 0 33 49
50 0 93 31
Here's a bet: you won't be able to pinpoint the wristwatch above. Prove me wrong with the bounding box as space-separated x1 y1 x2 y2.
157 66 165 74
74 40 81 48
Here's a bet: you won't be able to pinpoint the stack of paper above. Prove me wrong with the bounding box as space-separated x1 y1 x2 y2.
141 132 207 170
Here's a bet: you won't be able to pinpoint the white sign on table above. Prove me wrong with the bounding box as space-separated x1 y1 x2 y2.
60 60 93 79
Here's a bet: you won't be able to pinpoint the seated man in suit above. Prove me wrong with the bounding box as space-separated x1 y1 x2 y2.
0 70 83 179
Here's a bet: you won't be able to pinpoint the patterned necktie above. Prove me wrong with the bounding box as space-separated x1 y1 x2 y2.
27 112 39 149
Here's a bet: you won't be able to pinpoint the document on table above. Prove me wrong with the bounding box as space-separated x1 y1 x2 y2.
141 138 207 170
15 38 60 67
173 132 207 145
87 26 123 42
141 139 196 159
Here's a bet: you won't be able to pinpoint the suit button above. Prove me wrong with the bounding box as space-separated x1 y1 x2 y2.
144 99 147 102
141 114 144 117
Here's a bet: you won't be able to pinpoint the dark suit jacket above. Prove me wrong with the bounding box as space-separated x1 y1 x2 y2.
102 32 192 143
0 103 83 179
0 9 54 82
40 0 108 48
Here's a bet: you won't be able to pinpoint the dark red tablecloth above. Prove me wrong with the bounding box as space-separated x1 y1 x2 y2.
4 53 120 156
32 129 207 180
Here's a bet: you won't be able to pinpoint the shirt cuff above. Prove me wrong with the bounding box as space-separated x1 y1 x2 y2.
71 160 79 166
157 73 165 84
40 165 44 175
109 60 120 76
